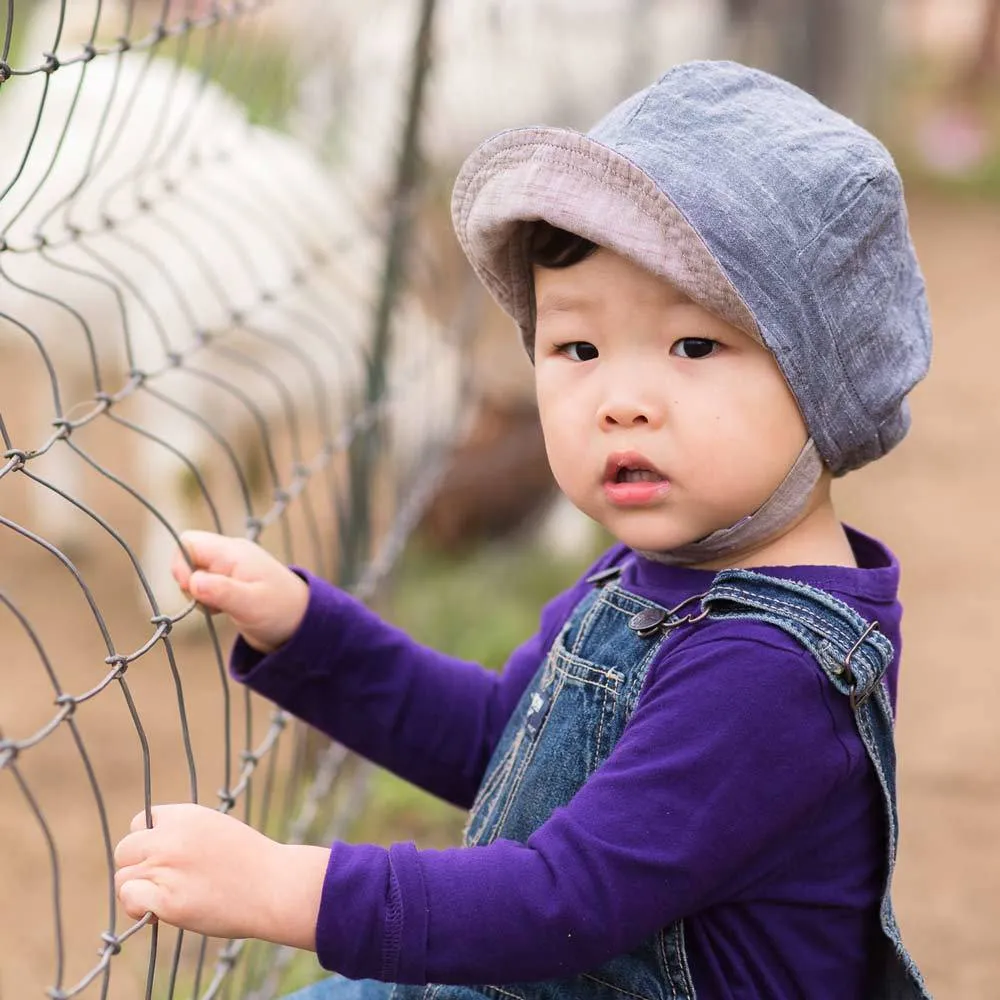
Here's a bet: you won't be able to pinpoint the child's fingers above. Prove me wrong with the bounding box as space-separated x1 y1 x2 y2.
118 877 163 921
113 828 156 870
171 546 194 591
178 530 248 577
129 807 158 833
187 569 257 620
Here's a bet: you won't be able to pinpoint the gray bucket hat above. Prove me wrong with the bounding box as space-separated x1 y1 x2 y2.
451 60 932 476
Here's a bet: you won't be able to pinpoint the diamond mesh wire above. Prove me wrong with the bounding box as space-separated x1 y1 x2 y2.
0 1 459 996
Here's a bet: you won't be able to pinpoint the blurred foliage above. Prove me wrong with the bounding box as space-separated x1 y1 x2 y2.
885 57 1000 201
274 532 607 994
157 25 297 128
2 9 296 129
382 537 605 670
351 530 607 849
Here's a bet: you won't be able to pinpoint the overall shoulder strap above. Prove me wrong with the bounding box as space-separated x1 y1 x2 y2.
700 569 932 999
702 568 893 708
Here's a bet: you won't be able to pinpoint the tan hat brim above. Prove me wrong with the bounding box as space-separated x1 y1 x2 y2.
451 127 761 357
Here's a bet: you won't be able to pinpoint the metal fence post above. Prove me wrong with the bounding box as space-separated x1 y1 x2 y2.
340 0 439 586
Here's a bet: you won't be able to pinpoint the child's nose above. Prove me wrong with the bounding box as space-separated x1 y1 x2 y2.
597 394 662 429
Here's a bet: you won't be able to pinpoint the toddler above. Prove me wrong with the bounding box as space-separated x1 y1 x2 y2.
114 61 933 999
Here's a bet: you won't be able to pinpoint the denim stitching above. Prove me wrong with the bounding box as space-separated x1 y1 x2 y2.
491 669 590 837
709 585 891 679
711 577 886 645
549 644 626 692
479 588 627 841
482 987 526 1000
711 585 850 639
594 670 611 761
464 728 525 846
674 920 696 998
658 924 680 999
580 973 657 1000
489 703 554 838
710 606 888 701
713 575 862 622
469 731 522 815
572 586 610 657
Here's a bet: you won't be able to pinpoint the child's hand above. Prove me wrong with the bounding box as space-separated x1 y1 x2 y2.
172 530 309 653
113 804 328 949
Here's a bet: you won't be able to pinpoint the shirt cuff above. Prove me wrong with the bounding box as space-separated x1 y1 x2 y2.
229 568 346 687
316 840 429 983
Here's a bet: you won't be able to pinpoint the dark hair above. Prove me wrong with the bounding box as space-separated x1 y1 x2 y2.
525 222 598 269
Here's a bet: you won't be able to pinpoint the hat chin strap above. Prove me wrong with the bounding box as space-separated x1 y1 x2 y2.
636 439 824 567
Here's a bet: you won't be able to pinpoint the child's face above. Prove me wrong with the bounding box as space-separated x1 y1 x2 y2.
533 248 808 555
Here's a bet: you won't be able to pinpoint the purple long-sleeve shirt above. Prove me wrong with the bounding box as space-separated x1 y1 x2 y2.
232 527 902 997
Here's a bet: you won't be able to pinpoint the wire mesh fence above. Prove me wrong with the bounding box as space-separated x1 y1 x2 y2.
0 0 467 996
2 1 901 996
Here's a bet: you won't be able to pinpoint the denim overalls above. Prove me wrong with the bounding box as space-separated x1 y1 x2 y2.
289 567 931 1000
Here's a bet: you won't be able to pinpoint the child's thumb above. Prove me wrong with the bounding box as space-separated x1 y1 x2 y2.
119 878 163 921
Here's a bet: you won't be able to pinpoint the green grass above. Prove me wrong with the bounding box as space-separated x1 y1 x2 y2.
346 532 607 852
333 532 609 851
381 537 606 670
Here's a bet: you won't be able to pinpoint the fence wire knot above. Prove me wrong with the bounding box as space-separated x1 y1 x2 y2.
217 789 236 811
42 52 60 74
0 740 18 768
99 931 123 956
0 61 11 84
81 43 97 62
54 693 77 718
150 614 174 636
104 653 130 677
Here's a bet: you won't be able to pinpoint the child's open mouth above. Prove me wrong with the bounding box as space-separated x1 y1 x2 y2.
603 453 672 506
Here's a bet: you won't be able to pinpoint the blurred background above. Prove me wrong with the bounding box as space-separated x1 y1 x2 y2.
1 0 998 997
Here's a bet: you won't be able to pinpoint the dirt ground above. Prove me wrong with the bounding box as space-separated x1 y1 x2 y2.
1 189 998 998
832 191 1000 998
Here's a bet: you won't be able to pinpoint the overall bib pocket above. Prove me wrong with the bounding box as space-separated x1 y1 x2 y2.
465 642 625 848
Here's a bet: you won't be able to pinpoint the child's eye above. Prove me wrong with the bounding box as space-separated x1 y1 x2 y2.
670 338 718 360
557 341 599 362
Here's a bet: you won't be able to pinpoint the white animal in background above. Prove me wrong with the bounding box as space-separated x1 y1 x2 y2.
280 0 728 558
284 0 726 198
0 0 463 611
